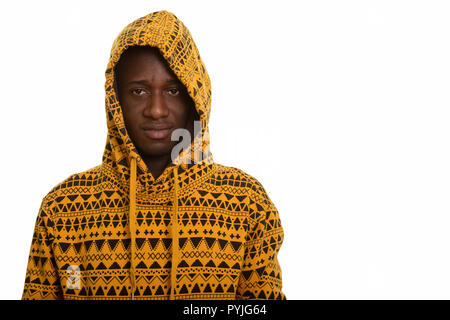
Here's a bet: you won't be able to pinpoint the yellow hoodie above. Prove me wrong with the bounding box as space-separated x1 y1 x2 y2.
22 10 285 300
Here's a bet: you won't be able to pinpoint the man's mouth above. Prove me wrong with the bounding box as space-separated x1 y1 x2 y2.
142 127 172 140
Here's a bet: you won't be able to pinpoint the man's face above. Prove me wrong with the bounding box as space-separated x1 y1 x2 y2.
115 46 198 161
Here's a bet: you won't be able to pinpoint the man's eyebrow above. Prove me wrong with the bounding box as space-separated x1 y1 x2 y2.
127 80 147 85
127 79 180 85
165 79 180 84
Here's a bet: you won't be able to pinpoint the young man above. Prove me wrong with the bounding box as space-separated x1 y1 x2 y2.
22 10 285 300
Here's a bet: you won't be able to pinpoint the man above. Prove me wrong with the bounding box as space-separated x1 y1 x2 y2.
22 10 285 300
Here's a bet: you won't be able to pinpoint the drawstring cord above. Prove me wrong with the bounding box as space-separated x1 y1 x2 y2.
129 156 137 300
128 155 180 300
170 165 179 300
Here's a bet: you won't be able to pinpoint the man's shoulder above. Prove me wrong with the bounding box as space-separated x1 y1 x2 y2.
212 163 268 195
212 163 279 222
40 164 103 208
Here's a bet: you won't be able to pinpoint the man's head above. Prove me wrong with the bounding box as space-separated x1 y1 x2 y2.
115 46 199 162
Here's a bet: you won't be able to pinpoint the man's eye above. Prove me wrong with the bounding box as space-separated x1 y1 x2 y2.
132 88 148 96
167 88 180 96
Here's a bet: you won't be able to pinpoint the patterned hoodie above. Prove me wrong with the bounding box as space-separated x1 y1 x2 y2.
21 10 285 300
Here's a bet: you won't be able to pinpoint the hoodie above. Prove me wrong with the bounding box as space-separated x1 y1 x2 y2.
21 10 285 300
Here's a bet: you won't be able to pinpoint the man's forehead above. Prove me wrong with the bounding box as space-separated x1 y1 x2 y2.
118 46 162 66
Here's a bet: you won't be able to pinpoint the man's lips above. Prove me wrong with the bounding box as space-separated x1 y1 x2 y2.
142 126 173 140
141 125 172 130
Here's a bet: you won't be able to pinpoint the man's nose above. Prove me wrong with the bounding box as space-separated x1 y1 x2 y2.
143 92 169 118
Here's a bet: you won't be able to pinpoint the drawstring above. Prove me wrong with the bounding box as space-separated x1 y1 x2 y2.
128 155 180 300
129 156 137 300
170 165 180 300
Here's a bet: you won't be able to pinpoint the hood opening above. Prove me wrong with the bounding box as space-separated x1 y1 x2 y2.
112 44 201 178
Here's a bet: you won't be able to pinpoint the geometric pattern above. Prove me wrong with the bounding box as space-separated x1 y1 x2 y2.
21 10 285 300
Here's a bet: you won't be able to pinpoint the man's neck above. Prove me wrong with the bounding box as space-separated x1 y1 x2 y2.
143 154 172 180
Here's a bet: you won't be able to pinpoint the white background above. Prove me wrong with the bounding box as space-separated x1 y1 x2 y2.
1 0 449 300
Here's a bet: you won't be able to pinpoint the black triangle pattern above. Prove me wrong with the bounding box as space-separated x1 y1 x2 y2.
22 161 285 300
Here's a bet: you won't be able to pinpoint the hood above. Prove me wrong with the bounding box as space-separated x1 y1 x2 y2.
103 10 213 182
101 10 214 300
